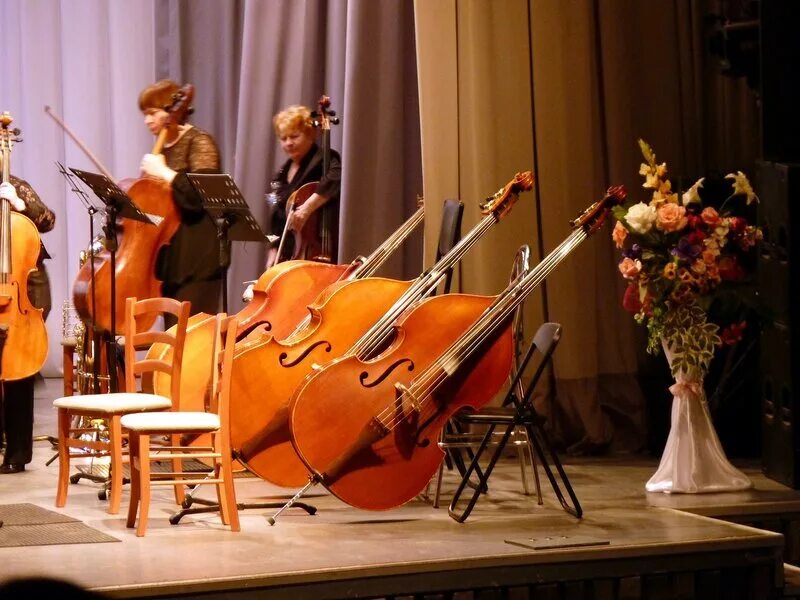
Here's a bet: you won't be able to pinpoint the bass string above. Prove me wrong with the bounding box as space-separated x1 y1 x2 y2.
352 214 499 359
374 229 588 433
355 208 424 279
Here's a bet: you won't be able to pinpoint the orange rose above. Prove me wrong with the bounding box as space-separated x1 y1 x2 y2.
618 257 642 279
612 221 628 249
656 203 688 232
700 206 720 226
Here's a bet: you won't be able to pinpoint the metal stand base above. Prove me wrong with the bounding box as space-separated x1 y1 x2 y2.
169 495 316 525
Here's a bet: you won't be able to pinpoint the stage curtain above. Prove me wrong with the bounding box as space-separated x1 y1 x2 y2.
414 0 758 452
151 0 424 309
1 0 422 376
0 0 157 377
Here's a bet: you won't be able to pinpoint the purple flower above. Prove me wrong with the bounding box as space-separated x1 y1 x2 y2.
623 243 643 260
671 237 702 261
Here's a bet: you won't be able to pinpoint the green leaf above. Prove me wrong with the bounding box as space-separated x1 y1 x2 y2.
612 205 629 222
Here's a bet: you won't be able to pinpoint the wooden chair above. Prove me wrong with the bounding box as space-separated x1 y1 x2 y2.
53 297 190 514
121 314 240 536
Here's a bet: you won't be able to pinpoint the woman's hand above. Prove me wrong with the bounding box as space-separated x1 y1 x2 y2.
0 182 25 212
287 192 328 232
141 153 177 183
287 203 312 232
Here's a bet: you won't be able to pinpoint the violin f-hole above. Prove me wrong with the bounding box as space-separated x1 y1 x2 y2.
359 358 414 388
279 340 332 368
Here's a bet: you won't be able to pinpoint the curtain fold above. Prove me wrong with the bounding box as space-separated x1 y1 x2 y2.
1 0 156 376
414 0 756 451
2 0 422 376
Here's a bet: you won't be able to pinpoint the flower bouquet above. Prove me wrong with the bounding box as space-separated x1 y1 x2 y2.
612 139 760 493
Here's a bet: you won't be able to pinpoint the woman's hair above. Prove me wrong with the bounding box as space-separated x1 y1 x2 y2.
138 79 182 112
273 105 314 136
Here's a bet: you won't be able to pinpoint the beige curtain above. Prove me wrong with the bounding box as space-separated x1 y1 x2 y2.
414 0 757 452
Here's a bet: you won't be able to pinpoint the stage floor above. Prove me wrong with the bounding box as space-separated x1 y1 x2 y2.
0 379 792 598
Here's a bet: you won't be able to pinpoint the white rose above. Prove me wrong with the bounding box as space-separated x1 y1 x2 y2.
625 202 657 234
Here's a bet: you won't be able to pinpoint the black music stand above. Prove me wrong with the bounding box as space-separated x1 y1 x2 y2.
58 162 104 395
69 168 154 393
186 174 270 313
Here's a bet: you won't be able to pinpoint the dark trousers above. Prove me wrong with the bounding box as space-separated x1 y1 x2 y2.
162 278 223 328
1 376 35 465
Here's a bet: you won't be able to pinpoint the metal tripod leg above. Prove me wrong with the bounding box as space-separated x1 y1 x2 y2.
169 461 317 525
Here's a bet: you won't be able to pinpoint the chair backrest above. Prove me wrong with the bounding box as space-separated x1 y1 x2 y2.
208 314 238 430
124 297 191 403
435 198 464 295
527 322 562 388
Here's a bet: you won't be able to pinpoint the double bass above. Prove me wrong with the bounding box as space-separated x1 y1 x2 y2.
0 112 48 381
149 204 424 415
72 86 194 334
287 187 625 511
228 173 533 488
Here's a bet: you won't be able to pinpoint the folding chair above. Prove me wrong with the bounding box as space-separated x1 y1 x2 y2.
447 320 582 522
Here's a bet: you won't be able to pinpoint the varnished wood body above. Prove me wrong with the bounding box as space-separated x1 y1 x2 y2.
228 277 413 487
0 212 48 380
289 294 513 511
149 260 354 419
236 259 352 339
72 178 180 334
149 312 215 412
291 182 332 262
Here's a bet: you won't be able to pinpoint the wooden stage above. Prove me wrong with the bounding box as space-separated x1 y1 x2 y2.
0 379 797 599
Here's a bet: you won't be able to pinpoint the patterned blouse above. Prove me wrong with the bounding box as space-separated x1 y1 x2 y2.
9 175 55 314
157 126 223 290
10 175 56 235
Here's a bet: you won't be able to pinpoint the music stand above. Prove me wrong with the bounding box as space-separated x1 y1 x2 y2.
69 168 153 392
186 174 269 313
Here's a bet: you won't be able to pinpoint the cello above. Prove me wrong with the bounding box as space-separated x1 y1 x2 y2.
228 172 533 488
286 187 626 511
0 112 48 382
72 85 194 334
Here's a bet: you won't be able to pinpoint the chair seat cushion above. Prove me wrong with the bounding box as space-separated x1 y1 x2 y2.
121 412 220 432
53 393 172 413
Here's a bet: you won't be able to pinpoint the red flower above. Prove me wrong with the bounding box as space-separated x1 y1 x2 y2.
622 283 642 313
687 230 707 245
719 321 747 346
728 217 747 234
686 215 703 229
718 255 746 281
